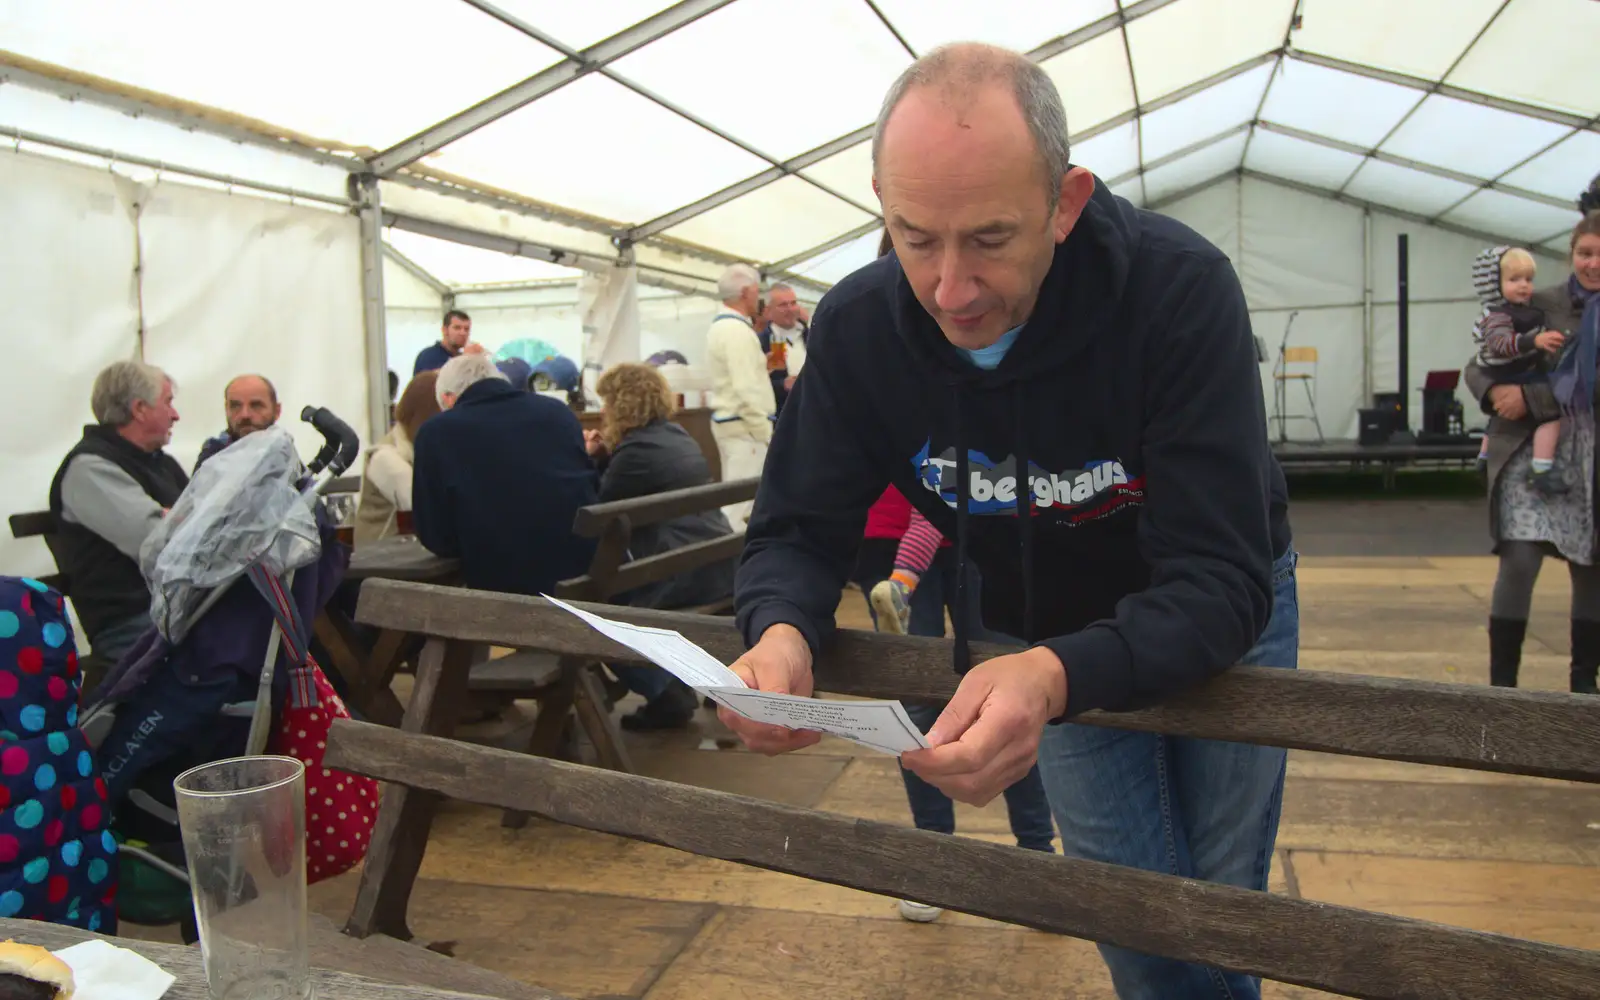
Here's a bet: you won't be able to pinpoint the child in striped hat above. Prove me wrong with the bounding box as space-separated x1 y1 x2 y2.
1473 246 1564 493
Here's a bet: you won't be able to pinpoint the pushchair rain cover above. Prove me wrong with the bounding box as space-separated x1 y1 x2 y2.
141 427 321 647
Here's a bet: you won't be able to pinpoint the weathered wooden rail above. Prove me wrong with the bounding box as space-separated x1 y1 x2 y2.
337 580 1600 998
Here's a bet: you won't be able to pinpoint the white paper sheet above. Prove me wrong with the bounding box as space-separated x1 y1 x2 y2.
54 939 176 1000
543 596 931 755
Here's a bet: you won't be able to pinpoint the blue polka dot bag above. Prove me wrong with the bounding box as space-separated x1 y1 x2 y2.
0 577 117 932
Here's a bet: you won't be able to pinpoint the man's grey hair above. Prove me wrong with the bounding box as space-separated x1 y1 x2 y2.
767 281 795 298
871 43 1071 208
717 263 761 303
436 353 506 405
91 360 171 426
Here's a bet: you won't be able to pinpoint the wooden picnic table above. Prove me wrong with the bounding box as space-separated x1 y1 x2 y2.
316 535 460 725
0 917 523 999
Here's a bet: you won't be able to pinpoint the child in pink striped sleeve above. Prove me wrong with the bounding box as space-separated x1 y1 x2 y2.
868 510 945 634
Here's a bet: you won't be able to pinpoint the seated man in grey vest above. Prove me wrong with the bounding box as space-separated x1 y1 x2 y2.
49 360 187 663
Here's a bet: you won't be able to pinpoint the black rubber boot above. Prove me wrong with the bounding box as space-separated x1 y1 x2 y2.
1488 617 1527 688
1570 619 1600 694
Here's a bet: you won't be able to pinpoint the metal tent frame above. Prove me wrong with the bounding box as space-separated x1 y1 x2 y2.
3 0 1596 439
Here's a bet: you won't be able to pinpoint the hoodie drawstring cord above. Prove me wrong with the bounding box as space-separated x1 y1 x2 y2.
953 392 972 674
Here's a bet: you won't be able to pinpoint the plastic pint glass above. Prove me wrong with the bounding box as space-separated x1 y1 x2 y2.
174 755 313 999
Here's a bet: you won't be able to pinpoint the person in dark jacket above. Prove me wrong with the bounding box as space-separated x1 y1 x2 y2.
49 361 187 666
587 363 737 729
721 45 1296 1000
412 354 598 597
413 309 484 376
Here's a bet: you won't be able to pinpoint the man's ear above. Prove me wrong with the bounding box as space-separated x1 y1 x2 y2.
1052 167 1096 244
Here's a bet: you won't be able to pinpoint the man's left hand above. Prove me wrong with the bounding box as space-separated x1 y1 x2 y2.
899 646 1067 805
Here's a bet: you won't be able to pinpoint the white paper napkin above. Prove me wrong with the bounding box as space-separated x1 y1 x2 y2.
54 939 176 1000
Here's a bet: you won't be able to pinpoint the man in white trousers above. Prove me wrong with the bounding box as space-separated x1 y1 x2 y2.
705 263 775 530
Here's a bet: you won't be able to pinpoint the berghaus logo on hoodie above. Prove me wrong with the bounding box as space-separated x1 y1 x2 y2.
912 441 1145 522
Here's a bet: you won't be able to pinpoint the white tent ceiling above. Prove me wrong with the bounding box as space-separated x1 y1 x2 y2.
1 0 1596 291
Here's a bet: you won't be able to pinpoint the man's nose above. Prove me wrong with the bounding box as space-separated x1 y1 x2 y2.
932 252 979 314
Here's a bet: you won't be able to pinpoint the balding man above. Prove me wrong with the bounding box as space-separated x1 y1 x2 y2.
725 44 1294 998
195 374 282 471
705 263 776 530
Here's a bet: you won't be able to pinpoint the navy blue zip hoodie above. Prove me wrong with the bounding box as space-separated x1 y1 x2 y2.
734 180 1292 717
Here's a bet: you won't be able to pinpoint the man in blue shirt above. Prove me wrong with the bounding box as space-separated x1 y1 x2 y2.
413 310 483 375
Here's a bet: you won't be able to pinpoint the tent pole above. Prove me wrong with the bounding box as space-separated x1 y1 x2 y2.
354 174 391 442
1362 207 1373 404
1392 233 1413 442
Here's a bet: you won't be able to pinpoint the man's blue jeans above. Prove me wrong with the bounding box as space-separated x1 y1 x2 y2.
1036 548 1299 999
882 551 1056 852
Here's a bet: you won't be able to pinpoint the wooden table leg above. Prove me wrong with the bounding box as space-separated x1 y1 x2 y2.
500 661 578 831
359 629 411 727
345 636 474 940
313 613 375 709
573 664 635 774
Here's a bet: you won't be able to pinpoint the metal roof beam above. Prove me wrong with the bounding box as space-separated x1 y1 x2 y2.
1239 169 1560 254
622 0 1190 244
3 124 352 206
381 243 452 296
368 0 735 175
0 55 360 171
1286 50 1593 132
764 220 882 275
1255 120 1573 210
1104 121 1250 188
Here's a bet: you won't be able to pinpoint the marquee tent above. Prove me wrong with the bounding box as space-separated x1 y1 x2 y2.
2 0 1598 576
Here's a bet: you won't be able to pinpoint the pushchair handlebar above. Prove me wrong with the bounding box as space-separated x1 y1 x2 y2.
300 405 360 478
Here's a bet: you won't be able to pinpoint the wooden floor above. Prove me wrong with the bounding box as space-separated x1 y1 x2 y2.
300 551 1598 998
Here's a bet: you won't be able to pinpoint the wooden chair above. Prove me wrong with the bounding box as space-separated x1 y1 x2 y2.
329 582 1600 998
1272 345 1325 443
463 477 759 827
8 510 65 592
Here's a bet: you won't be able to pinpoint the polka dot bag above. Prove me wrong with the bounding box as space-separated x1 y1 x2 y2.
0 577 117 931
267 657 377 884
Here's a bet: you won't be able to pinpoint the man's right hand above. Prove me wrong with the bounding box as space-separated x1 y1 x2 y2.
718 623 820 754
1489 384 1528 420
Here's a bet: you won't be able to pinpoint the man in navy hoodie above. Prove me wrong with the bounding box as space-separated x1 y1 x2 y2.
726 44 1295 999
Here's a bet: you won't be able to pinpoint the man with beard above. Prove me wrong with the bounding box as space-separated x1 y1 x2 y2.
193 374 282 471
413 309 484 375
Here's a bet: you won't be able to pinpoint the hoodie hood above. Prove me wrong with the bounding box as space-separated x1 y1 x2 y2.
1472 245 1512 309
890 179 1140 390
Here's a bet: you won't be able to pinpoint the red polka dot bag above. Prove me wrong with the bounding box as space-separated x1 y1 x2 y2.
267 657 377 884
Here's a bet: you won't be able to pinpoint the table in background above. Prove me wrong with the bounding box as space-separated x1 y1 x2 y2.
316 535 460 726
0 918 512 999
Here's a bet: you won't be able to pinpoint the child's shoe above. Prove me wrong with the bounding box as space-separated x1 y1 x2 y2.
869 578 912 635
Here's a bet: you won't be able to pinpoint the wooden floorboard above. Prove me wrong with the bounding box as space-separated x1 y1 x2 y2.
354 550 1599 998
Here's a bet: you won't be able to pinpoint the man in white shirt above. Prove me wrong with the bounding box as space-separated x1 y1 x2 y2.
705 263 775 530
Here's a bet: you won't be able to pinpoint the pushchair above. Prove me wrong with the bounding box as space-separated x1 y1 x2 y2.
80 407 361 935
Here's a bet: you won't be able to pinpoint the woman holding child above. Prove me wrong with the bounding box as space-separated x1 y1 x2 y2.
1465 210 1600 692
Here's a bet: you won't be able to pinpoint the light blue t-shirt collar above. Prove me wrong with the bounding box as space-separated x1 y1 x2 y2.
959 324 1023 371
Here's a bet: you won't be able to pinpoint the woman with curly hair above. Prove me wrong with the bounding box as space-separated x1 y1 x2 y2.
587 363 737 728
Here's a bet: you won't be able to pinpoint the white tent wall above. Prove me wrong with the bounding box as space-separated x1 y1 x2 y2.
1158 174 1573 439
137 180 369 466
383 254 446 384
450 284 722 369
0 149 369 578
0 152 141 578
